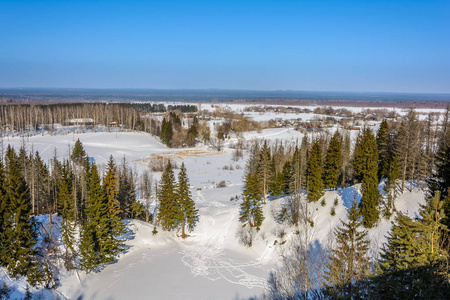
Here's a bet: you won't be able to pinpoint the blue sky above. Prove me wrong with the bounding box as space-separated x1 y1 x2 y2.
0 0 449 93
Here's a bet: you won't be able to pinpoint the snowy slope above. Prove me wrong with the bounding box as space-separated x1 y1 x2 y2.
0 114 430 299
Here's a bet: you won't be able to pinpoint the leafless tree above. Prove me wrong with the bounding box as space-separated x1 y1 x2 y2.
265 196 328 299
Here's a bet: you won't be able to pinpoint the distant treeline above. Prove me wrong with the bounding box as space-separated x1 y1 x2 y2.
0 102 197 134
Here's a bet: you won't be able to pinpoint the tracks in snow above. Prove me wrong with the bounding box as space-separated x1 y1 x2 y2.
180 190 266 289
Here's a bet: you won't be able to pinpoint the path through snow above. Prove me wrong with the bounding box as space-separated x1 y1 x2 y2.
180 190 266 289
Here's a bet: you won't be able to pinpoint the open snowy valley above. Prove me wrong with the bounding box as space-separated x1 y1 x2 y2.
0 102 446 299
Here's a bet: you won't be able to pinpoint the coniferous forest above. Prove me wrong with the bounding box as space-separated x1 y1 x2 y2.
0 137 198 291
236 108 450 299
0 104 449 299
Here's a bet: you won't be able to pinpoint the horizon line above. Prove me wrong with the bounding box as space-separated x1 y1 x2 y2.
1 87 450 96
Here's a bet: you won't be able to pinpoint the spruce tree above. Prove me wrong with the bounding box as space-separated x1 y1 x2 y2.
415 191 448 263
353 128 380 228
79 221 98 273
323 131 342 190
281 160 292 195
57 161 76 270
117 158 136 219
377 192 449 298
103 155 126 257
380 213 417 274
270 170 286 197
160 118 173 147
240 172 264 230
176 163 199 238
300 135 309 189
324 201 371 299
245 140 260 175
157 160 179 231
353 127 379 183
377 119 390 180
79 163 110 271
306 139 324 203
160 118 167 144
17 146 30 183
428 141 450 227
258 140 273 204
33 151 50 215
360 176 380 228
383 152 400 218
71 139 87 165
3 146 39 283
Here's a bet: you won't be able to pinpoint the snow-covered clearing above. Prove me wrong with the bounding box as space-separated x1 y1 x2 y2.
1 111 429 299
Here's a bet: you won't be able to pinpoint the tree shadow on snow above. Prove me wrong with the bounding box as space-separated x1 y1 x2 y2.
91 219 135 274
338 186 361 210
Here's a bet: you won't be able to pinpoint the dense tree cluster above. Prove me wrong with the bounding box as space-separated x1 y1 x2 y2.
157 161 199 238
0 139 153 287
241 106 450 232
0 136 199 287
265 106 450 299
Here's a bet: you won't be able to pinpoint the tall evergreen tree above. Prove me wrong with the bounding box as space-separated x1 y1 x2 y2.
245 140 260 175
383 152 400 218
360 177 380 228
79 164 110 271
103 155 126 259
33 151 50 215
157 160 179 231
70 139 87 165
281 160 292 195
377 192 449 298
57 160 76 270
240 172 264 230
428 140 450 228
117 158 136 219
323 131 342 190
160 118 173 147
271 161 290 197
353 128 380 228
306 139 324 203
258 140 273 204
415 191 448 263
3 146 39 283
324 201 371 299
176 163 199 238
377 119 390 179
79 221 98 273
353 127 379 184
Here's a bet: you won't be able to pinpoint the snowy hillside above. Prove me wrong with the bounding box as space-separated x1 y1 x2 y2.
1 110 429 299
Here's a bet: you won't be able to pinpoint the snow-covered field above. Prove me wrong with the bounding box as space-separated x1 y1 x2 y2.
0 106 430 299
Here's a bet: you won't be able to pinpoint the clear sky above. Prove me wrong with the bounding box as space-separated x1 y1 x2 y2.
0 0 449 93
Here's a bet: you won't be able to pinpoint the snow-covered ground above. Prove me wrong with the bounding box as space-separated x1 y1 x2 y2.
200 103 447 121
0 107 430 299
